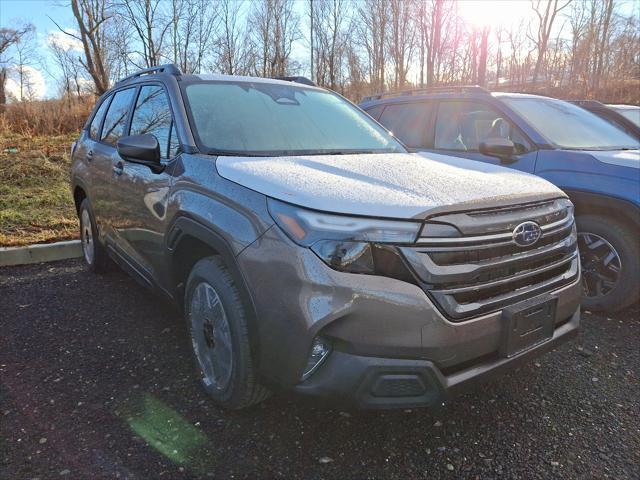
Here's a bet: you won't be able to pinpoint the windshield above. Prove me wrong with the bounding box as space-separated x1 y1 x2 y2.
615 108 640 128
502 97 639 150
183 81 405 156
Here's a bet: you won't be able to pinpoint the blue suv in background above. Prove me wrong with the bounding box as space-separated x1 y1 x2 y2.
361 87 640 311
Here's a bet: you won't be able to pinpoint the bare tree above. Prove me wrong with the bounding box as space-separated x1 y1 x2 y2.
119 0 172 67
10 25 38 101
0 23 34 110
530 0 572 82
215 0 251 75
308 0 347 89
387 0 415 89
592 0 614 91
356 0 388 92
49 34 86 99
249 0 301 77
476 26 490 86
51 0 112 95
168 0 219 73
415 0 454 87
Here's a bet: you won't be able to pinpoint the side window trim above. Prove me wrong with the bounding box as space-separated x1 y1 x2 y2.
123 85 141 142
434 99 535 154
167 120 175 160
128 81 180 162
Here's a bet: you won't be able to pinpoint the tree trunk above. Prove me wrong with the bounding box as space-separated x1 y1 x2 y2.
477 27 490 86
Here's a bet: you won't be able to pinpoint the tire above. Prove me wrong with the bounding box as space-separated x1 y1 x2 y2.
185 256 270 409
576 214 640 312
78 198 110 273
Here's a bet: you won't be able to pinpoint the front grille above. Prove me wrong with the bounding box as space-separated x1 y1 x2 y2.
399 198 579 321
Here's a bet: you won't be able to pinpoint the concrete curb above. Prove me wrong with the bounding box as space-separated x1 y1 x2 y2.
0 240 82 267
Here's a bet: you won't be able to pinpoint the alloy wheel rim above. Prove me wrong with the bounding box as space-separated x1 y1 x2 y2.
80 209 94 265
189 282 233 391
578 232 622 299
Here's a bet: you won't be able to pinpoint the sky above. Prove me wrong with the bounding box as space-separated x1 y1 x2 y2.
2 0 76 98
1 0 637 99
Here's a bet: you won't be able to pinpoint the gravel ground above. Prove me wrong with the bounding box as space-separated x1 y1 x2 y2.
1 259 638 480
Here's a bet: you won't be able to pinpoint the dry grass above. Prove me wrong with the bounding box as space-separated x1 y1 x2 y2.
0 97 94 136
0 133 79 247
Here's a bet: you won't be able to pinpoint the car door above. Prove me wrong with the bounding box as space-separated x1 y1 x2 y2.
109 83 179 281
423 100 538 173
76 94 113 234
96 87 138 247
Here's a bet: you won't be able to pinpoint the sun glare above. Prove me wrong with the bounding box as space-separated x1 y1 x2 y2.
458 0 532 29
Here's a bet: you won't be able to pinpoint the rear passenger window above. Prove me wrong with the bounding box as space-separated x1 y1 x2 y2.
101 88 135 145
378 103 432 148
130 85 175 159
89 97 111 139
435 101 530 154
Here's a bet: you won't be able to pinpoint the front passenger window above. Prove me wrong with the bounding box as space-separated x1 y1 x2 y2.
435 101 530 154
130 85 176 159
101 88 136 145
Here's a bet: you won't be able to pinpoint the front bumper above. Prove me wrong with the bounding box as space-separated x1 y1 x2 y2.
237 225 582 398
295 309 579 409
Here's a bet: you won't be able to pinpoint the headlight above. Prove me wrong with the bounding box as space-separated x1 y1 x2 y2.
267 198 420 280
267 198 421 246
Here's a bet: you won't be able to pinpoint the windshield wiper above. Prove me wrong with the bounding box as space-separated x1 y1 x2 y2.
206 149 270 157
206 148 405 157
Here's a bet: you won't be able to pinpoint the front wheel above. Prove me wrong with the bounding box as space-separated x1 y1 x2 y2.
185 256 270 409
577 215 639 312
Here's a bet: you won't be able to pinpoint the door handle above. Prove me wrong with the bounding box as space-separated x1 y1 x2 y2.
113 161 124 176
87 150 93 161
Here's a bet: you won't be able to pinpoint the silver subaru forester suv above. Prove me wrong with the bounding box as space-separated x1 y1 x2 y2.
71 65 581 409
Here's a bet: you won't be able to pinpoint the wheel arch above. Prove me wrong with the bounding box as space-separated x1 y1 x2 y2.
72 181 88 214
167 216 262 362
564 189 640 230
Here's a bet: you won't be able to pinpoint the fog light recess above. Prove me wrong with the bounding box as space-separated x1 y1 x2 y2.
301 337 331 381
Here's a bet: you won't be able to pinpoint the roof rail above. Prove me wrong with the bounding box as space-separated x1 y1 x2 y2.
569 100 604 108
272 76 316 87
362 85 490 102
116 64 182 85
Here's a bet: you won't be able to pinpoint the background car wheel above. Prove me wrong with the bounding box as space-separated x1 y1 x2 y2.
185 256 270 409
576 214 639 312
79 198 109 273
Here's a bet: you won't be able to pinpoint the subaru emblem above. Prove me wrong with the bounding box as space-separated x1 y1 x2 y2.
512 221 542 247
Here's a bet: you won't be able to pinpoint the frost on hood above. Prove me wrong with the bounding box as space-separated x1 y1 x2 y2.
216 151 562 218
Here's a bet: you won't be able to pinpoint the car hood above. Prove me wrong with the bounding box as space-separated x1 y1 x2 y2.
586 149 640 169
216 151 563 219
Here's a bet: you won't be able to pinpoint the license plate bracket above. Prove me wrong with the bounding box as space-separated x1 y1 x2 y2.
500 296 557 358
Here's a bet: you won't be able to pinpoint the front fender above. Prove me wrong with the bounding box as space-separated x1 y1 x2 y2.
535 150 640 209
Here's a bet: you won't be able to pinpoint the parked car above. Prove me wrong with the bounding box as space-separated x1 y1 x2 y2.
570 100 640 139
608 104 640 127
71 67 581 410
361 87 640 312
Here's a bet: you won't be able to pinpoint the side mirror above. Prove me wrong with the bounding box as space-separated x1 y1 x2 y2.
116 134 163 172
479 137 515 163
